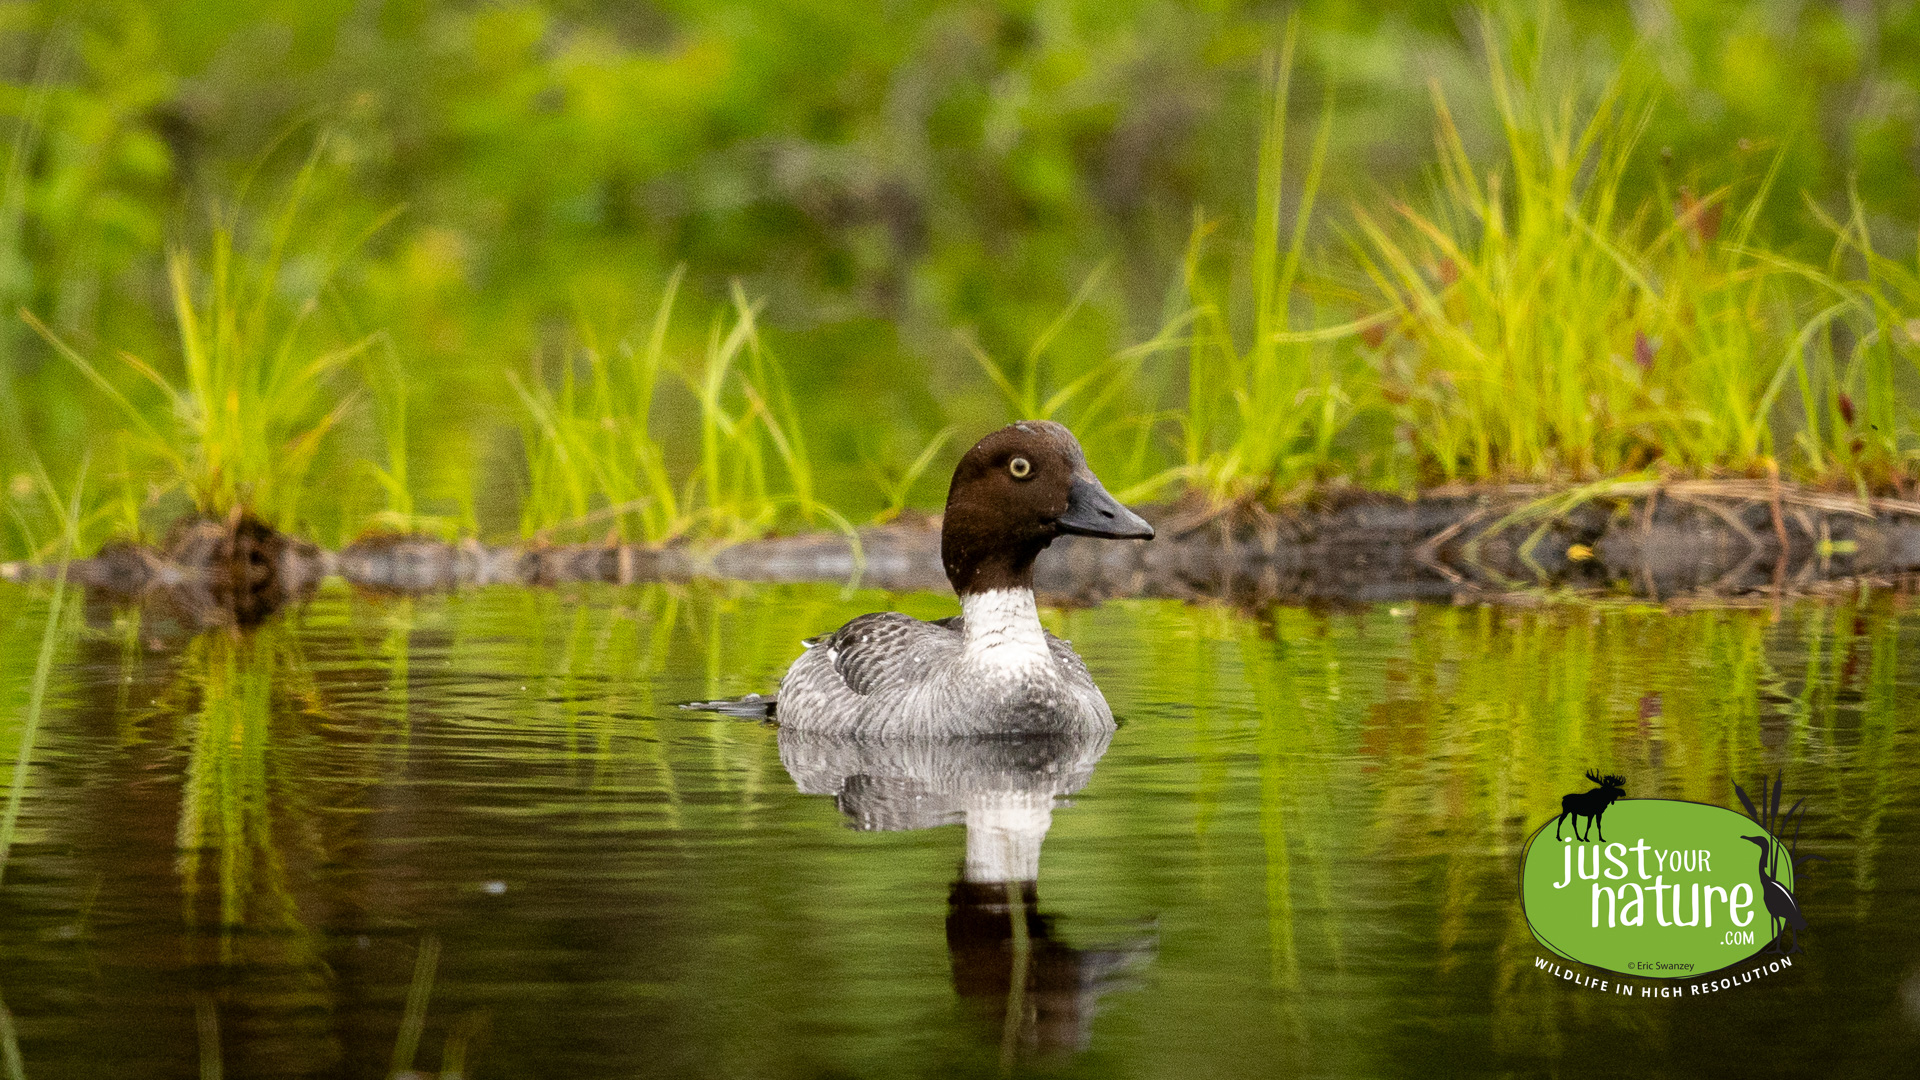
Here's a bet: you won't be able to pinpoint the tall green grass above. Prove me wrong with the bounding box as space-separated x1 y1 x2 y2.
360 337 472 540
1330 12 1919 495
513 272 683 543
1767 193 1920 493
13 11 1920 556
1352 16 1788 483
964 264 1192 501
515 275 856 546
1177 19 1362 502
25 139 387 535
962 19 1365 506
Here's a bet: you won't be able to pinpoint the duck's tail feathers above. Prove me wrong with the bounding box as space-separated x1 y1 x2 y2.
678 692 778 720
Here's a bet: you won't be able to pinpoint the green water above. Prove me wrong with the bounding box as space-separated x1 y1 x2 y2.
0 582 1916 1078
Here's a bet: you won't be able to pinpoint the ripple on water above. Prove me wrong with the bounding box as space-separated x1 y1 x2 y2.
0 582 1913 1077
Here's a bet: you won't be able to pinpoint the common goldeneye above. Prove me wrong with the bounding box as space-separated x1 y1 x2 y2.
775 421 1152 737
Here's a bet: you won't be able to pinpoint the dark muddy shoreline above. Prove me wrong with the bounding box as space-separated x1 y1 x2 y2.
8 483 1920 624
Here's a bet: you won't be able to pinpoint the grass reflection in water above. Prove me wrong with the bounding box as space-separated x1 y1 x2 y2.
0 582 1912 1077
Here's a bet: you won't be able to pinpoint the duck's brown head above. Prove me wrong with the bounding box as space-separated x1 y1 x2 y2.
939 421 1153 595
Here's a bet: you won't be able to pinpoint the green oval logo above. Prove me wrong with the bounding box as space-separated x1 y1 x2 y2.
1522 799 1796 978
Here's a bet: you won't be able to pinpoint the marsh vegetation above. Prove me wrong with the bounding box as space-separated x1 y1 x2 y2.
3 3 1920 562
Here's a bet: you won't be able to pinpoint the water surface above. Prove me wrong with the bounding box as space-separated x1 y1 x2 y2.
1 582 1916 1077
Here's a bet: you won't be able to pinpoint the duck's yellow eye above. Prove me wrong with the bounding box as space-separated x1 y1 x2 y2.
1008 456 1032 479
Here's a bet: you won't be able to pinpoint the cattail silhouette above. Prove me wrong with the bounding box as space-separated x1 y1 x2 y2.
1734 773 1825 954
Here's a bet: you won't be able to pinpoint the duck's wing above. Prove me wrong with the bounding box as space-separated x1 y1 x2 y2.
1044 630 1094 681
815 612 960 696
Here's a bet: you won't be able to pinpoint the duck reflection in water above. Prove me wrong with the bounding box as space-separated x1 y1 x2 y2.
777 725 1154 1057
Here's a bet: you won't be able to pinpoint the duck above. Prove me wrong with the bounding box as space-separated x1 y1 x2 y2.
774 421 1153 737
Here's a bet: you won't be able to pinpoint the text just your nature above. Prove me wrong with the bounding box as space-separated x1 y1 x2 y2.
1553 837 1756 931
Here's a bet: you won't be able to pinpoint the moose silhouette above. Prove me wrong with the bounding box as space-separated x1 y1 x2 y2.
1553 770 1627 842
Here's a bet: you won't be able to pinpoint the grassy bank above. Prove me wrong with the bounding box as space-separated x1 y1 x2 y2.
3 7 1919 560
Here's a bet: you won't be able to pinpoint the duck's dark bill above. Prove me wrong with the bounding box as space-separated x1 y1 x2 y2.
1057 476 1155 540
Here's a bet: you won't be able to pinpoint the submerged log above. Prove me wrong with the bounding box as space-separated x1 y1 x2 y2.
7 512 329 629
7 483 1920 619
684 485 1920 606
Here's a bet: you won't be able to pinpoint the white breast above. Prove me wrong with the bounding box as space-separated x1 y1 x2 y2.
960 588 1054 675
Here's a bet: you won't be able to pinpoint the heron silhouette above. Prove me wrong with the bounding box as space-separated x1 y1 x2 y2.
1741 834 1806 954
